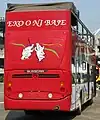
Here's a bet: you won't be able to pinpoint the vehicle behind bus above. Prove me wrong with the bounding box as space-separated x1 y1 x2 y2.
96 56 100 89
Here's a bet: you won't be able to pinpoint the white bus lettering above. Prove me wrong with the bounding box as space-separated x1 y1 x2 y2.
14 21 24 27
45 20 51 26
51 20 62 26
32 19 43 27
51 20 56 26
25 20 31 26
61 20 66 25
7 21 14 27
7 19 67 27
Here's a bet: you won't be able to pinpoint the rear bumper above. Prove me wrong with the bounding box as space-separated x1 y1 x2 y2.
4 95 71 111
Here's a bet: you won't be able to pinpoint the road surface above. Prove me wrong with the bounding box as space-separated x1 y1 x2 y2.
0 84 100 120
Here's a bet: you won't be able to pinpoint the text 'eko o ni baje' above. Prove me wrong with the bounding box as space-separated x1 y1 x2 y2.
7 19 67 27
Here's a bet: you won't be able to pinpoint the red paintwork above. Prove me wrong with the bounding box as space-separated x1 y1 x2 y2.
4 10 72 111
4 95 71 111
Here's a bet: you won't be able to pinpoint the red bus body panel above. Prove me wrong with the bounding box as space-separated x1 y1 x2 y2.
4 10 72 111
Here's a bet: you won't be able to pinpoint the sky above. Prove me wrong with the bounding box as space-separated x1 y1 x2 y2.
0 0 100 32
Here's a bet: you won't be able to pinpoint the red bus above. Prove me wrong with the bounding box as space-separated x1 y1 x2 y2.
4 2 96 115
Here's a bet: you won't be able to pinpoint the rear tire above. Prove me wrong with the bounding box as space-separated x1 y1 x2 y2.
89 88 94 105
76 99 82 115
24 110 33 115
24 110 44 115
76 93 82 115
88 99 93 105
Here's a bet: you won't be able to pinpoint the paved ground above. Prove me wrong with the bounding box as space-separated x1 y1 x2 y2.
73 92 100 120
0 84 3 92
0 83 100 120
0 83 4 102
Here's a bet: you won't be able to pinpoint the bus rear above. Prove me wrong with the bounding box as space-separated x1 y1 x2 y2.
4 3 72 111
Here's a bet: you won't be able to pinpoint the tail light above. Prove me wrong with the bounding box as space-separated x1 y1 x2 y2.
60 81 64 87
60 81 65 92
8 82 12 87
60 87 65 92
7 86 12 93
7 81 12 93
